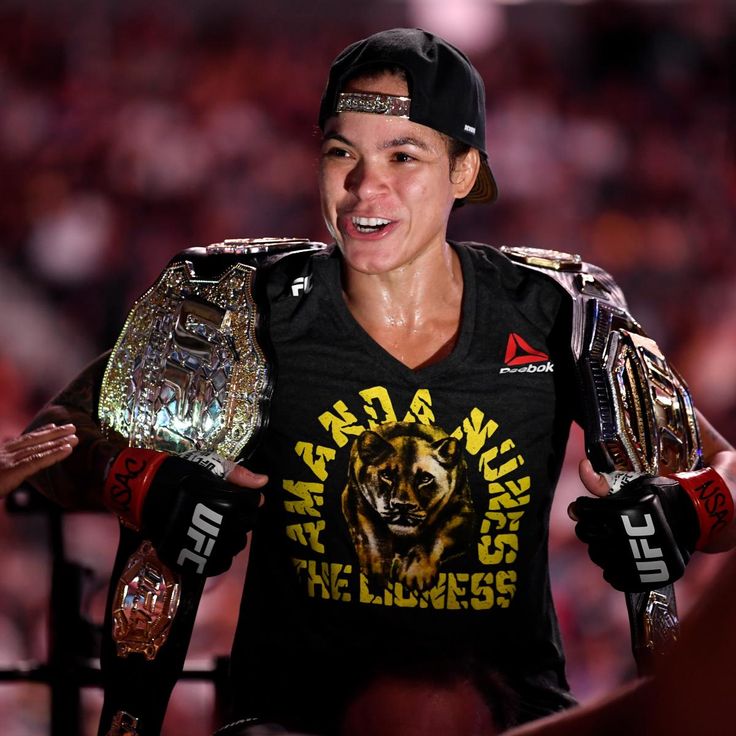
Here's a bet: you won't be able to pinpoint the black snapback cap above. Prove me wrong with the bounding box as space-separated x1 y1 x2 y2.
319 28 498 203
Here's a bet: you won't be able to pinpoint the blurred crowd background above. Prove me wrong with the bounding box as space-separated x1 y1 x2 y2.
0 0 733 734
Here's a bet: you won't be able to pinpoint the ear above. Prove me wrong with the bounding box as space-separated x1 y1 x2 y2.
432 436 460 468
357 430 395 465
450 148 482 200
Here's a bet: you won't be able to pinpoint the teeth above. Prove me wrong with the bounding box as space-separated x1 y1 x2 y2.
352 216 391 229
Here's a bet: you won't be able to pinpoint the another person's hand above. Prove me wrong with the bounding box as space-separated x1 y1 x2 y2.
0 423 78 498
569 459 732 592
104 447 267 576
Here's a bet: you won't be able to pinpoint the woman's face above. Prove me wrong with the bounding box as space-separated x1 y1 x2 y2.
319 73 477 277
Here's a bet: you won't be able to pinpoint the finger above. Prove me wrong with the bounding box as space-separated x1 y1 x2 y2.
176 450 269 489
568 495 609 527
5 423 77 451
16 440 76 467
28 423 59 433
567 501 579 522
571 495 605 516
30 442 76 470
228 464 269 489
0 442 75 497
578 458 610 497
11 435 78 463
573 518 609 544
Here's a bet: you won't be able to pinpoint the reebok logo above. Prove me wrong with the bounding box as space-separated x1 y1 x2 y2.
499 333 554 374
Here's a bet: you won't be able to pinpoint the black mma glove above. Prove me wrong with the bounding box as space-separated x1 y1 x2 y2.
570 469 732 593
104 447 261 577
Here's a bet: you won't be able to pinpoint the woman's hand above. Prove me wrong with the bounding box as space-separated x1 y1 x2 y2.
0 423 78 498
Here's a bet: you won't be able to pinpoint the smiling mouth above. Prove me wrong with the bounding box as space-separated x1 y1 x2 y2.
352 216 392 234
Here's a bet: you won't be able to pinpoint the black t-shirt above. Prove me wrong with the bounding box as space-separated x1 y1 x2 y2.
229 242 579 732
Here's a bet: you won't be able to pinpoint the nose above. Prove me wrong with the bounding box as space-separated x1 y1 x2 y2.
345 158 387 200
389 499 419 514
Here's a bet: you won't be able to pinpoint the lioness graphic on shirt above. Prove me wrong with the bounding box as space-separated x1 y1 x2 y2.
341 421 475 594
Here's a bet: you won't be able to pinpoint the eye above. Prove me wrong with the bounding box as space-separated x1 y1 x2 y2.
378 469 393 484
393 151 415 163
322 145 352 159
417 471 434 487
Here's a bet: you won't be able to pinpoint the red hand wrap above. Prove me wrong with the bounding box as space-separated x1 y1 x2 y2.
667 467 734 551
103 448 168 529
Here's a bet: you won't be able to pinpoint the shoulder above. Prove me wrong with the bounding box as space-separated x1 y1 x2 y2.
454 241 567 305
166 237 335 302
456 241 560 287
496 245 628 311
456 242 628 312
170 237 332 279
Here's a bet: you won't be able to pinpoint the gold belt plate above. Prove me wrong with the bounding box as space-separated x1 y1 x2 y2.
605 329 701 475
99 259 268 458
111 541 181 661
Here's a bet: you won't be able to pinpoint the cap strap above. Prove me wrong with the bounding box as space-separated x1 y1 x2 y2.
336 92 410 118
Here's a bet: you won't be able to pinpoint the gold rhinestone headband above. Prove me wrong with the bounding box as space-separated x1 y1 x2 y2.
336 92 411 118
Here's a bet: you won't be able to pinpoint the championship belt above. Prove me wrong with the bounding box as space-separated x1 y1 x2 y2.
97 238 328 736
501 246 701 673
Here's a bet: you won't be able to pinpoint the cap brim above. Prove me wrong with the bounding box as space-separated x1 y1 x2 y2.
465 157 498 204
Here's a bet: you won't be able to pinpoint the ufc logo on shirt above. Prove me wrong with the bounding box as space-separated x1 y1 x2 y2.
177 503 223 573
